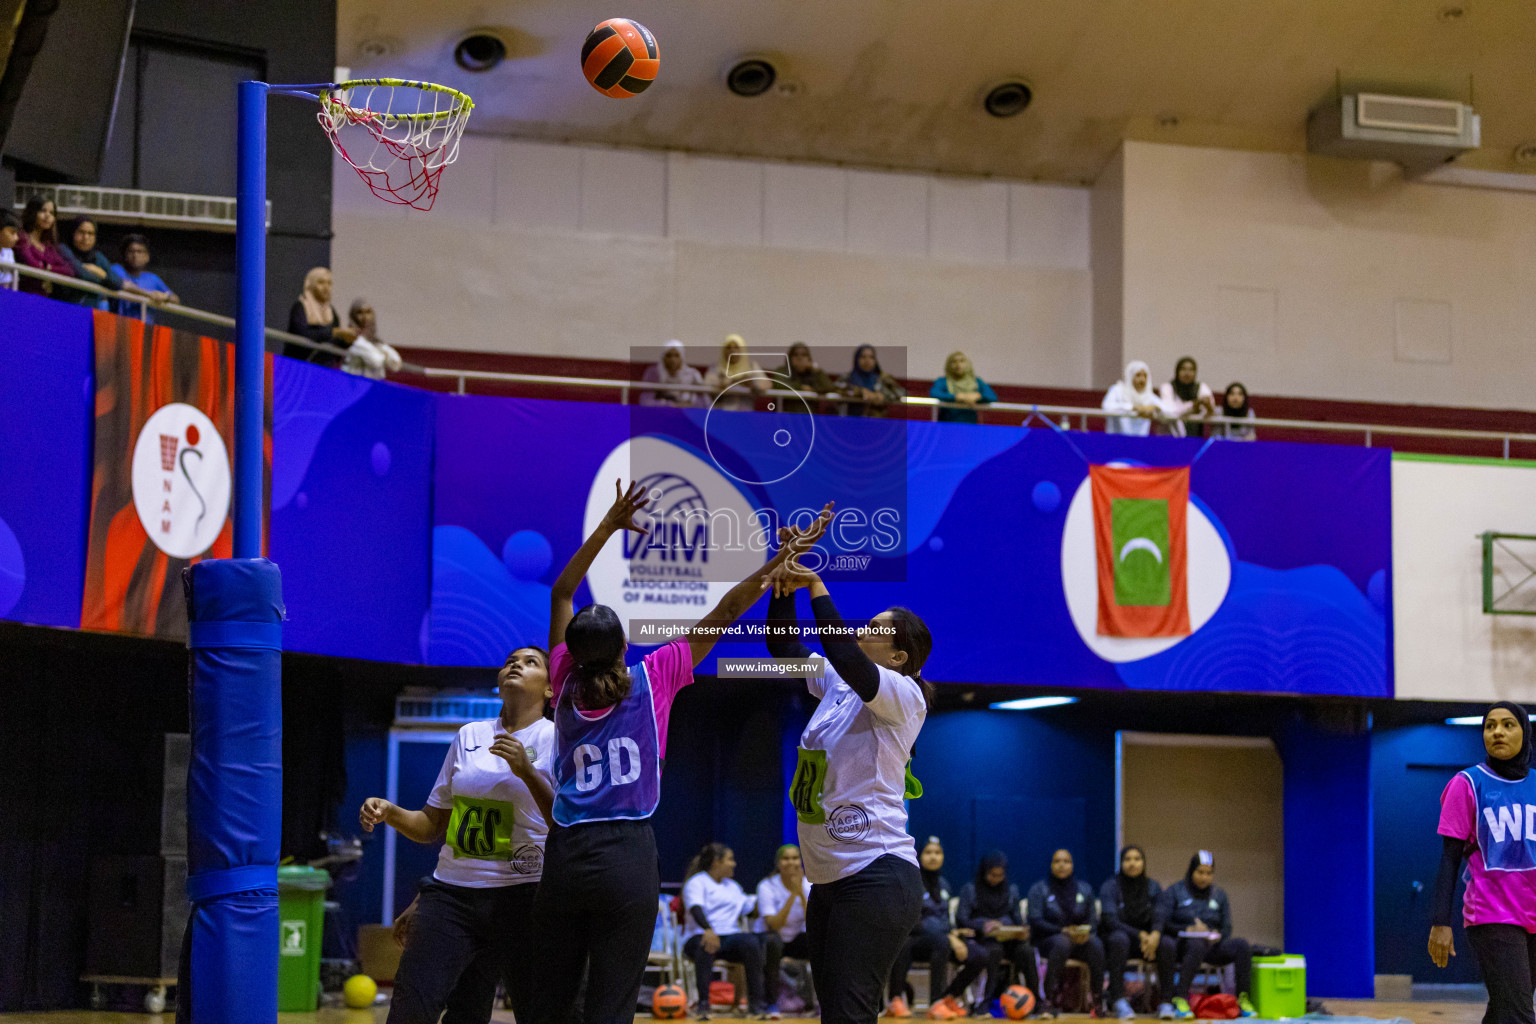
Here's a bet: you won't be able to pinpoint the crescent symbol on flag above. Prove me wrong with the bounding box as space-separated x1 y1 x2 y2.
1118 537 1163 563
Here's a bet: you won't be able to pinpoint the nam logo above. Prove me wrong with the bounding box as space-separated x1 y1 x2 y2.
585 437 766 638
130 403 231 559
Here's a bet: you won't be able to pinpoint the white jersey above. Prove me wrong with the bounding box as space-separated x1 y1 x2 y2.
792 662 926 884
426 717 555 887
681 872 755 939
754 873 812 940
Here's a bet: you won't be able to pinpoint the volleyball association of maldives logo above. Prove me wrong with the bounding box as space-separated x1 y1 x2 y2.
1090 464 1191 638
130 403 232 559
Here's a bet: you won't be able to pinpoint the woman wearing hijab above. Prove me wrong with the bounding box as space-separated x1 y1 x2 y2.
1150 852 1256 1019
1429 702 1536 1024
705 334 771 411
1214 383 1256 441
955 851 1043 1018
285 267 357 365
14 196 76 296
929 352 998 425
58 218 127 309
1028 849 1104 1017
838 344 907 418
885 838 990 1020
640 340 706 407
1102 361 1165 436
1100 846 1175 1020
1157 357 1216 438
342 298 404 380
781 342 838 415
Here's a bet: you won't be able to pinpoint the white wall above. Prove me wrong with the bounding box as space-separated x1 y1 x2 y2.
1393 456 1536 703
1112 141 1536 408
331 138 1092 385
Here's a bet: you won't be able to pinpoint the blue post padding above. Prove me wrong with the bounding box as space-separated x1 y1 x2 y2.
184 557 284 1024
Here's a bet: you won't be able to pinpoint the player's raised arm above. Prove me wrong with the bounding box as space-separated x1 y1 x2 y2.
549 479 651 650
685 502 834 667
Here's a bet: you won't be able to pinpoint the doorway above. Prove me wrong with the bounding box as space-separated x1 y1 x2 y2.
1118 733 1285 948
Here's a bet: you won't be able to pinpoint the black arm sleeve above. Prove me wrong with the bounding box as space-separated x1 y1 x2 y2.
810 592 880 701
766 592 811 660
1432 836 1465 928
689 906 713 930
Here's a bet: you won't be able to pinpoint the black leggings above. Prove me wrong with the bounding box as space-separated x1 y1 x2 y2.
1466 923 1536 1024
1172 936 1251 1000
1039 933 1105 1008
684 932 766 1012
806 855 924 1024
386 880 538 1024
528 820 661 1024
762 932 813 1008
1104 928 1177 1003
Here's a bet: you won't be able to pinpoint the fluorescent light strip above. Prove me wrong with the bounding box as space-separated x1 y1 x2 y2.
1446 716 1485 726
990 696 1078 711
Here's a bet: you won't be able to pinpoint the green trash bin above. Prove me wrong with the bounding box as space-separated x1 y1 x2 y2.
1251 955 1307 1019
277 866 329 1012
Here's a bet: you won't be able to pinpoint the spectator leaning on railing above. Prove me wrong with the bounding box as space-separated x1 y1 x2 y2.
837 344 906 418
14 197 75 296
286 267 356 366
1102 360 1166 436
705 334 771 412
930 350 998 424
0 211 18 289
60 219 125 310
639 339 705 407
779 342 838 414
1215 382 1256 441
110 234 179 325
1158 357 1217 438
341 298 403 380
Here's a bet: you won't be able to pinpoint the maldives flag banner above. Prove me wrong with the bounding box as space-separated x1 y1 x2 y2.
80 311 271 639
1090 464 1191 638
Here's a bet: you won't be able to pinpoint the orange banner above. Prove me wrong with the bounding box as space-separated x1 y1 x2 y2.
80 311 271 638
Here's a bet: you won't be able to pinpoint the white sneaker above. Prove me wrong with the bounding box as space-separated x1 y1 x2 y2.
1114 999 1136 1020
1157 1004 1175 1020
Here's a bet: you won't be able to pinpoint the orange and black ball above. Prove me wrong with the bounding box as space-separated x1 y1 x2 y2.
581 18 659 98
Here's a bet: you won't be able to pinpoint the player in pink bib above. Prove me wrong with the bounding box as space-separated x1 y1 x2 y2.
1431 702 1536 1024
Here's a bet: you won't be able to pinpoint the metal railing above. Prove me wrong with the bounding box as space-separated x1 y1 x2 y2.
419 366 1536 456
5 262 420 368
9 261 1535 456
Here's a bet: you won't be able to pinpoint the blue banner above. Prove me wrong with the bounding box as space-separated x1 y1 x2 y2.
429 398 1391 696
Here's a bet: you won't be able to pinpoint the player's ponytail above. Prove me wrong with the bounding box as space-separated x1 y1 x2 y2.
886 606 935 709
565 604 631 709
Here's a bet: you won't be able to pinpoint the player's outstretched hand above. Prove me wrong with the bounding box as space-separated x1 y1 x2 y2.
599 479 652 536
359 797 393 832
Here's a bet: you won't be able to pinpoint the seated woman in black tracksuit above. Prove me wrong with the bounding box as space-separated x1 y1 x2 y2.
885 838 993 1019
1099 845 1176 1020
957 851 1044 1016
1150 851 1256 1019
1027 848 1105 1016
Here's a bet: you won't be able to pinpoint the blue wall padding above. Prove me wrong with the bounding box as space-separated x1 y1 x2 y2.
1275 718 1375 997
183 558 284 1023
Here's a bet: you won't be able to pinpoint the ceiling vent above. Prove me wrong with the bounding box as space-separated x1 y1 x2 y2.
1307 93 1479 175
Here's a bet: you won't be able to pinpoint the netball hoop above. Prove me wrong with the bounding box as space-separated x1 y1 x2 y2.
317 79 475 211
181 77 473 1024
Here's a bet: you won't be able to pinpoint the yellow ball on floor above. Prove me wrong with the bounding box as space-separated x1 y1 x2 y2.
343 974 377 1009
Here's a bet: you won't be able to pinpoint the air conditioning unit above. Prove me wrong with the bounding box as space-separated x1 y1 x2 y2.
1306 93 1479 174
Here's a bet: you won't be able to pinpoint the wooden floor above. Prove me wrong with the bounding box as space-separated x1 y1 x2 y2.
0 998 1480 1024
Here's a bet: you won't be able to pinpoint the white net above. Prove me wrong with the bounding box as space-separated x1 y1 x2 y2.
318 79 474 211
